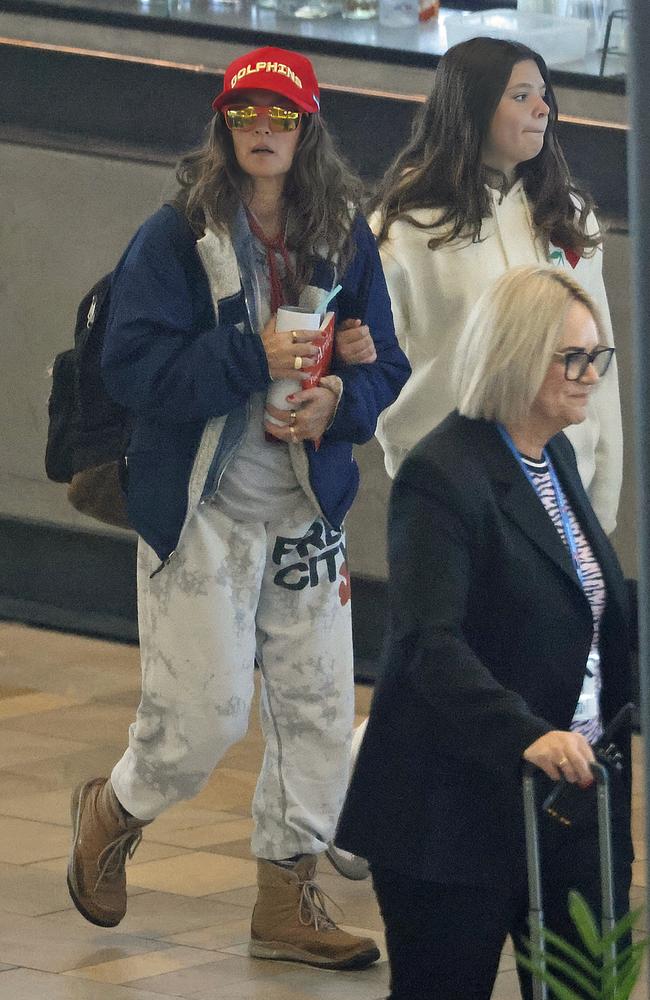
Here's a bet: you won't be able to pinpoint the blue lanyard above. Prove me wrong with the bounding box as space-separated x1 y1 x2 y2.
497 425 586 591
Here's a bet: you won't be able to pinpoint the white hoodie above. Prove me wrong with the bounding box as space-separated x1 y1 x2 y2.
373 181 623 535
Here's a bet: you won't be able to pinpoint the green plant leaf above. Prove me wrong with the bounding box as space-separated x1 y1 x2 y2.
515 953 584 1000
602 938 648 979
616 955 643 999
568 891 603 958
602 953 639 994
529 949 600 998
518 896 647 999
528 929 601 978
601 907 646 951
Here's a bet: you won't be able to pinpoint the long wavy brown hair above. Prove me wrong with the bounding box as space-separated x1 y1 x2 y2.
175 109 363 288
371 37 599 256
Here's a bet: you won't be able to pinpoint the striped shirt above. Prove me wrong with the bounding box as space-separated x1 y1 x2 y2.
522 455 605 743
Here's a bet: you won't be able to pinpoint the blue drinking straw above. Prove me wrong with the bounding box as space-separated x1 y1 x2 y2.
318 284 342 315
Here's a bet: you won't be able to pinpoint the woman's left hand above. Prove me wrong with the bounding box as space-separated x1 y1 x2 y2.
265 387 338 443
335 318 377 365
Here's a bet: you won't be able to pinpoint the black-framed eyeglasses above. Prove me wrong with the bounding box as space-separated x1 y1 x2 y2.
552 347 615 381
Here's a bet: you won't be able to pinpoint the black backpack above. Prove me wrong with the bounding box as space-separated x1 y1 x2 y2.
45 274 132 528
46 206 198 528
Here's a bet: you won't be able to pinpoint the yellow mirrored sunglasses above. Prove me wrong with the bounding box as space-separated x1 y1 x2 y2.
223 105 303 133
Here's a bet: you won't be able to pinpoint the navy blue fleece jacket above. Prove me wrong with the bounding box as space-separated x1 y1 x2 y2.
102 205 410 559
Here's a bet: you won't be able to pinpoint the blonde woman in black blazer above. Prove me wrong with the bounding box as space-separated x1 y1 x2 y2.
336 266 633 1000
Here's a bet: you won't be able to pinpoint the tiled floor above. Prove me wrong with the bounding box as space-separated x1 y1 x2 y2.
0 621 646 999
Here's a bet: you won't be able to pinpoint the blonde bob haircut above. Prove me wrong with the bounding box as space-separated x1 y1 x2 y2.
451 265 605 427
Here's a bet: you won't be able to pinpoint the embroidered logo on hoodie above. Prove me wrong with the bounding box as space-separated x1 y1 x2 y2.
549 246 581 269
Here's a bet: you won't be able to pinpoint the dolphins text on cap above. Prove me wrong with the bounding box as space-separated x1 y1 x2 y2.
231 61 303 90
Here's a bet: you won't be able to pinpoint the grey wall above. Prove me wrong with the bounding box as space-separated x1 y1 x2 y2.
1 140 172 535
0 138 637 585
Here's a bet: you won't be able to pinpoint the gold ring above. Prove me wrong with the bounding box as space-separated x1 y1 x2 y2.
294 356 303 370
291 330 298 344
557 757 569 767
290 410 297 426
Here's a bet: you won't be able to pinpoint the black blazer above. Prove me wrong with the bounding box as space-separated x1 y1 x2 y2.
336 412 632 886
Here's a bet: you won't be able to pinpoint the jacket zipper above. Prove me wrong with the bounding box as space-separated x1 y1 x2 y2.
150 226 259 578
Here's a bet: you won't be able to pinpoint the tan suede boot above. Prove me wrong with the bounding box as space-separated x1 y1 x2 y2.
249 855 380 969
67 777 145 927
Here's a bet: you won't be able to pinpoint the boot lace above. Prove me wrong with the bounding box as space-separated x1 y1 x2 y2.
95 828 143 892
298 878 343 932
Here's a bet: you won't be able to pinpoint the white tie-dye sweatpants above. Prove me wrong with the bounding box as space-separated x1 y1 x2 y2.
110 499 355 859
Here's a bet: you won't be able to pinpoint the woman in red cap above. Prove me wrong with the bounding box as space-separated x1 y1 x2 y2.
66 45 409 971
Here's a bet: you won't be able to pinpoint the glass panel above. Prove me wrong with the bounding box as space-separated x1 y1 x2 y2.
8 0 628 82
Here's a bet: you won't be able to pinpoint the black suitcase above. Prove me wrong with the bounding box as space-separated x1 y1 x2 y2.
522 761 619 1000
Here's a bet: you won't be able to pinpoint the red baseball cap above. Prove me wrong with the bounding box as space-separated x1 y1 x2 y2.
212 46 320 115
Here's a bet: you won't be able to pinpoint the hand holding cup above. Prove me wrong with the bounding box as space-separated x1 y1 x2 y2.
261 312 319 382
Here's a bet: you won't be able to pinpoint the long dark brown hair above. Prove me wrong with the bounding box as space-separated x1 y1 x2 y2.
371 37 599 256
175 109 363 287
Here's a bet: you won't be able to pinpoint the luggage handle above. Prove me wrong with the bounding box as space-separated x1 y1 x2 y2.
522 761 616 1000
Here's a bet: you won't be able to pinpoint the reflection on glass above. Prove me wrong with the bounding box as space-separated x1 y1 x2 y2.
518 0 628 53
444 9 590 65
35 0 629 79
379 0 417 27
277 0 341 16
600 7 627 75
342 0 377 20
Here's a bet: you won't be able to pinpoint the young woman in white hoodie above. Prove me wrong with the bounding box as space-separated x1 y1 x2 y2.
371 36 622 536
328 36 624 884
